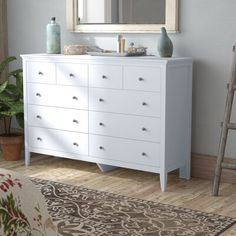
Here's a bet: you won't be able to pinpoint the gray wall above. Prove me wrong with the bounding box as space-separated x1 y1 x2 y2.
7 0 236 158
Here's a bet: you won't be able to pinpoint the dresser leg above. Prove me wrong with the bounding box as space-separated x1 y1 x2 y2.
25 150 30 166
160 171 168 192
179 163 191 180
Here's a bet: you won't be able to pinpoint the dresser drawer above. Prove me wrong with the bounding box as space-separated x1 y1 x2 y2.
27 84 88 109
57 63 88 86
26 62 56 84
89 111 160 142
29 127 88 155
89 135 160 167
89 64 122 89
28 105 88 133
89 88 161 117
124 66 161 92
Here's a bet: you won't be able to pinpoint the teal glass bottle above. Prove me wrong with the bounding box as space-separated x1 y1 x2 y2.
46 17 61 54
158 27 173 57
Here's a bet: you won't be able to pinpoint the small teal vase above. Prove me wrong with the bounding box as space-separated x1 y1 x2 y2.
158 27 173 57
47 17 61 54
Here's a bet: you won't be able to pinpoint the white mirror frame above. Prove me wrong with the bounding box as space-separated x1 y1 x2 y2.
66 0 178 33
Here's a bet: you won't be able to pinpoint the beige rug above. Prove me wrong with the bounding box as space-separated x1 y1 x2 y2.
32 178 235 236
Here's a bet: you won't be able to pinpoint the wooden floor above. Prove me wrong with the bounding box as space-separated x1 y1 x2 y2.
1 154 236 235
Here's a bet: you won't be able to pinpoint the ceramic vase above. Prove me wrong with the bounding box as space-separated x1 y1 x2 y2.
158 27 173 57
47 17 61 54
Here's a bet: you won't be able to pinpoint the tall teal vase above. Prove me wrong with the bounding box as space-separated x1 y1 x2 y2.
47 17 61 54
158 27 173 57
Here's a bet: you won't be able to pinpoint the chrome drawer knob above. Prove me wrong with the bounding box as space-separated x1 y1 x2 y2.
99 146 104 150
36 115 42 119
142 102 147 106
102 75 107 79
142 127 147 131
69 73 75 77
73 119 79 124
99 98 104 102
139 77 144 81
37 137 42 141
73 142 79 147
38 71 43 76
142 152 147 156
72 96 78 100
36 93 41 97
99 122 104 126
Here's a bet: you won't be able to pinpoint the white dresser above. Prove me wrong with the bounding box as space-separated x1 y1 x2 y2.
21 54 192 191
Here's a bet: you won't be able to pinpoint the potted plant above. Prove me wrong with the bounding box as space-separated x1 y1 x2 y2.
0 56 24 161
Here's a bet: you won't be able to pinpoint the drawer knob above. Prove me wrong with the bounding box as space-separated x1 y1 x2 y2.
139 77 144 81
36 93 41 97
99 122 104 126
73 119 79 124
72 96 78 100
73 142 79 147
142 102 147 106
142 152 147 156
99 146 104 150
38 71 43 76
99 98 104 102
142 127 147 131
102 75 107 79
36 115 42 119
37 137 42 141
69 73 75 77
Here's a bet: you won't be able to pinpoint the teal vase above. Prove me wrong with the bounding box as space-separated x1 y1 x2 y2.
158 27 173 57
47 17 61 54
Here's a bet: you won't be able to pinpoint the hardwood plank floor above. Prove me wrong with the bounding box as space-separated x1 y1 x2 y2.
0 154 236 235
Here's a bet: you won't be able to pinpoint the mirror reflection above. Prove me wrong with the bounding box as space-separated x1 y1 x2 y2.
77 0 166 24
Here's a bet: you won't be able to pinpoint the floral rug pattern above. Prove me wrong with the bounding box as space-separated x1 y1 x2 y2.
32 178 236 236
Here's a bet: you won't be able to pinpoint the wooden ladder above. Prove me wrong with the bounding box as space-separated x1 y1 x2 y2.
212 44 236 196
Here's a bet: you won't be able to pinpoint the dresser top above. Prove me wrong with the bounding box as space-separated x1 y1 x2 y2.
21 54 192 65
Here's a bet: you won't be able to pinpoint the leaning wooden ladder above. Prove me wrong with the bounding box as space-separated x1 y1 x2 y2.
213 44 236 196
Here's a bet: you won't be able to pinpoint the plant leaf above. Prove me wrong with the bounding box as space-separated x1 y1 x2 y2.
0 56 16 77
0 81 8 93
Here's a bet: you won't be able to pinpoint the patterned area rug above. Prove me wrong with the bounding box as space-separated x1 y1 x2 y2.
32 178 235 236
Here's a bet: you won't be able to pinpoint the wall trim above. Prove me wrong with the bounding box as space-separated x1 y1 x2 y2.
191 153 236 184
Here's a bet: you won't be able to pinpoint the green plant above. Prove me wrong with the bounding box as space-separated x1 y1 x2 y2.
0 57 23 135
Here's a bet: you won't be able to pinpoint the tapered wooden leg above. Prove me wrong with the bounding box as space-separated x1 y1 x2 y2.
179 163 191 180
160 171 168 192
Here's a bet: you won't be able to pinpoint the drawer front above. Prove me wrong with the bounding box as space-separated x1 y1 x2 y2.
89 88 161 117
57 63 88 86
89 135 160 167
27 84 88 109
89 64 122 89
28 105 88 133
29 127 88 155
124 66 161 92
26 62 56 84
89 111 161 142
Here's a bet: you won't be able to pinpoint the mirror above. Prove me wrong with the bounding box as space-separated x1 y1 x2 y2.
67 0 178 33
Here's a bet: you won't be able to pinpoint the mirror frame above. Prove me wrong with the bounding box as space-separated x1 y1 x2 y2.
66 0 178 33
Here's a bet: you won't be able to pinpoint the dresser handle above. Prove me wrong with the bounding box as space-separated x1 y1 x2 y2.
73 142 79 147
142 152 147 156
139 77 144 81
102 75 107 79
36 93 41 97
99 98 104 102
37 137 42 141
36 115 42 119
99 146 104 150
142 127 147 131
38 71 43 76
73 119 79 124
99 122 104 126
69 73 75 77
142 102 147 106
72 96 78 100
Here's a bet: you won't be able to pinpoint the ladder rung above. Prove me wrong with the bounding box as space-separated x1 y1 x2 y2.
221 162 236 170
227 123 236 130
